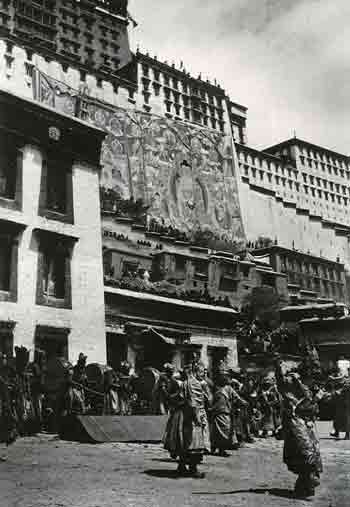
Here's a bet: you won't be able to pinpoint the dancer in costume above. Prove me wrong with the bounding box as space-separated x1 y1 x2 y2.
275 358 322 499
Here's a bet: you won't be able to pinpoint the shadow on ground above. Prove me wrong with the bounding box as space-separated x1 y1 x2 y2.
151 458 178 463
192 488 306 501
144 469 181 479
143 471 303 502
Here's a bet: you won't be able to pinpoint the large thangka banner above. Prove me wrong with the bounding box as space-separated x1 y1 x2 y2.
33 70 245 245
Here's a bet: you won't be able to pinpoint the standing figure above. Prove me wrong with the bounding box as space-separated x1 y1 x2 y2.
14 347 35 436
73 353 88 386
104 368 120 415
194 362 213 417
61 367 86 416
153 363 176 415
243 377 262 438
30 350 47 432
0 353 17 446
259 377 281 438
163 362 210 478
118 361 135 415
275 359 322 499
233 371 255 444
211 370 248 456
331 373 350 440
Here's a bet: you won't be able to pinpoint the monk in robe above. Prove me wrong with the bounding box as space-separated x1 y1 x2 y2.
163 362 210 478
331 374 350 440
194 362 212 416
153 363 176 415
61 367 86 416
30 350 46 432
104 368 120 415
259 377 281 437
211 370 248 456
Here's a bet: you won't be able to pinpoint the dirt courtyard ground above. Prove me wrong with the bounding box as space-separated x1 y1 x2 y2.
1 422 349 507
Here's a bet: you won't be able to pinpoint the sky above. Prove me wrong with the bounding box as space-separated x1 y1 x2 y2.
129 0 350 154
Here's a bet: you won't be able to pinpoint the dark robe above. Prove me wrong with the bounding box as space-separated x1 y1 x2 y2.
118 375 134 415
211 385 246 450
104 370 120 415
153 373 172 415
276 367 322 496
15 372 36 436
164 375 210 464
62 380 86 416
259 385 281 433
334 378 350 433
0 367 17 445
30 362 46 430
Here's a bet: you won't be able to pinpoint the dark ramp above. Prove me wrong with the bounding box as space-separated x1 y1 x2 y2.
59 415 168 443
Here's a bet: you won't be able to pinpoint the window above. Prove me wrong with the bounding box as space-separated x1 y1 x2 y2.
194 259 208 278
36 233 74 308
175 255 186 274
240 265 250 278
0 133 22 209
260 273 276 288
0 241 12 292
0 321 15 358
122 260 139 277
39 154 73 223
153 83 160 97
219 276 238 292
0 148 16 200
35 325 69 360
42 249 66 299
46 160 67 213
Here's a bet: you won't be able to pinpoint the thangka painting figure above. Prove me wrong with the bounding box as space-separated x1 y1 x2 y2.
33 69 245 245
84 103 245 245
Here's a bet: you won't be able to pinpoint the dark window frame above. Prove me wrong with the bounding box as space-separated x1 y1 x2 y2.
38 151 74 224
0 321 16 358
34 324 70 361
0 131 23 212
219 276 238 292
36 232 76 309
0 226 22 303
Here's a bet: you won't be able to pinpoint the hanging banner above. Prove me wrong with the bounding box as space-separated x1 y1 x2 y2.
32 69 246 248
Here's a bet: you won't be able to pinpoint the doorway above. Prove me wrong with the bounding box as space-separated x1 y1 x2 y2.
35 326 69 360
207 346 228 377
135 330 175 372
106 332 128 371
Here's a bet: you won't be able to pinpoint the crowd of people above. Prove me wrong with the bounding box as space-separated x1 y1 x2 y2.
0 350 142 444
3 343 350 499
105 268 235 308
157 353 324 499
